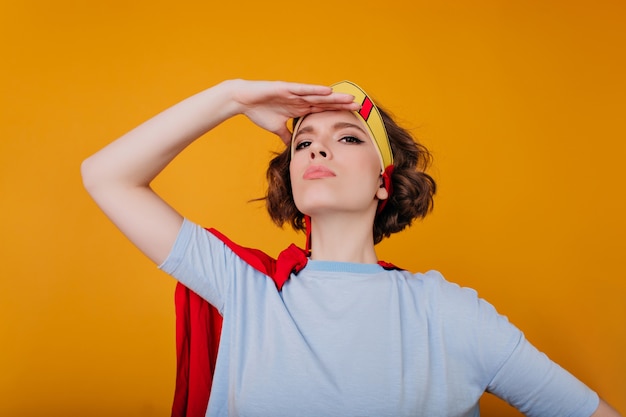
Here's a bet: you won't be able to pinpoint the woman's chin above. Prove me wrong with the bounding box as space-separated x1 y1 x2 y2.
296 200 378 219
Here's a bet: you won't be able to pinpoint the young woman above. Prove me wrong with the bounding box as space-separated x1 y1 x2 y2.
82 79 620 417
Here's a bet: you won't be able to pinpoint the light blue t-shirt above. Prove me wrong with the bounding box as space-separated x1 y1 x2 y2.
160 219 599 417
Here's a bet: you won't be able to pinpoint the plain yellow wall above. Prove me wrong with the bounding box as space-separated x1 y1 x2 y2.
1 0 624 415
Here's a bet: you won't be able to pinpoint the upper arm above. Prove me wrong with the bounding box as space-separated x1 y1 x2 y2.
82 159 183 265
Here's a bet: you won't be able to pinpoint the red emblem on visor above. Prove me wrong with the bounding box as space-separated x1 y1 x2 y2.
359 97 374 121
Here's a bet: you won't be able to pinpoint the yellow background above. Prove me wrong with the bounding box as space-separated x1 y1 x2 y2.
1 0 624 415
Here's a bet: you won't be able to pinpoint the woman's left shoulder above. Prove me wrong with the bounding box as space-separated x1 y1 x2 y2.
401 269 479 298
400 269 509 320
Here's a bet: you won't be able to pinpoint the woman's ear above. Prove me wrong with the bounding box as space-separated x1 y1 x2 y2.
376 177 389 201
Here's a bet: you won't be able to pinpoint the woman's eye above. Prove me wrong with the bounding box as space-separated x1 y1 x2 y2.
340 136 364 144
295 140 311 150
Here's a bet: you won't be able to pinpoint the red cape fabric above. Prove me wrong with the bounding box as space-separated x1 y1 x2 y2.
171 228 398 417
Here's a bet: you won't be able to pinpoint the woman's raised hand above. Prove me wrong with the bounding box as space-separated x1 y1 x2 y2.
228 80 361 144
82 79 360 265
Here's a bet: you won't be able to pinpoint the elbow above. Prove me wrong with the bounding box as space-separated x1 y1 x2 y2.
81 155 112 197
80 156 99 195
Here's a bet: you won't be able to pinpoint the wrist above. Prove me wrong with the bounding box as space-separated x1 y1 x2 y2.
211 79 247 119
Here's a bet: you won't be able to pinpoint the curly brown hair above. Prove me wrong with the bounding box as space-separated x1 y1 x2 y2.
265 106 436 244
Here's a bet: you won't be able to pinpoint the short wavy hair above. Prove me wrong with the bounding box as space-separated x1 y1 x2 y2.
265 106 436 244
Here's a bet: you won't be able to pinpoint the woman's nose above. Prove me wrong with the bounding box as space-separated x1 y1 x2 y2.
310 150 327 159
309 142 329 159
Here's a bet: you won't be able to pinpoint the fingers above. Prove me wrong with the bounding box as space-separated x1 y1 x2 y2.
286 83 333 97
308 101 361 113
285 82 356 105
305 93 357 105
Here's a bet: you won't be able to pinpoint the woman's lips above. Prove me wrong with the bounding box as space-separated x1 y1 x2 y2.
303 165 336 179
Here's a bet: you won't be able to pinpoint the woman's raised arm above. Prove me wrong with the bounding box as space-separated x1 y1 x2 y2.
81 79 358 265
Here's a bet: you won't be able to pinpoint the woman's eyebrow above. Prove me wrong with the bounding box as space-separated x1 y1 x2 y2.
294 125 314 141
333 122 367 135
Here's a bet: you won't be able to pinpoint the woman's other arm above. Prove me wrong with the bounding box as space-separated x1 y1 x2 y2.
591 398 622 417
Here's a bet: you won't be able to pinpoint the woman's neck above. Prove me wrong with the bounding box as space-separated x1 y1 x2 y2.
308 213 378 263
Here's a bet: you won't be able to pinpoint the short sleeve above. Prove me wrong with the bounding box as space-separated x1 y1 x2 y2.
158 218 233 312
487 334 599 417
432 272 599 416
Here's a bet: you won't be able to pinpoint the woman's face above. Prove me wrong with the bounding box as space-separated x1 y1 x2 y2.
289 110 388 218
